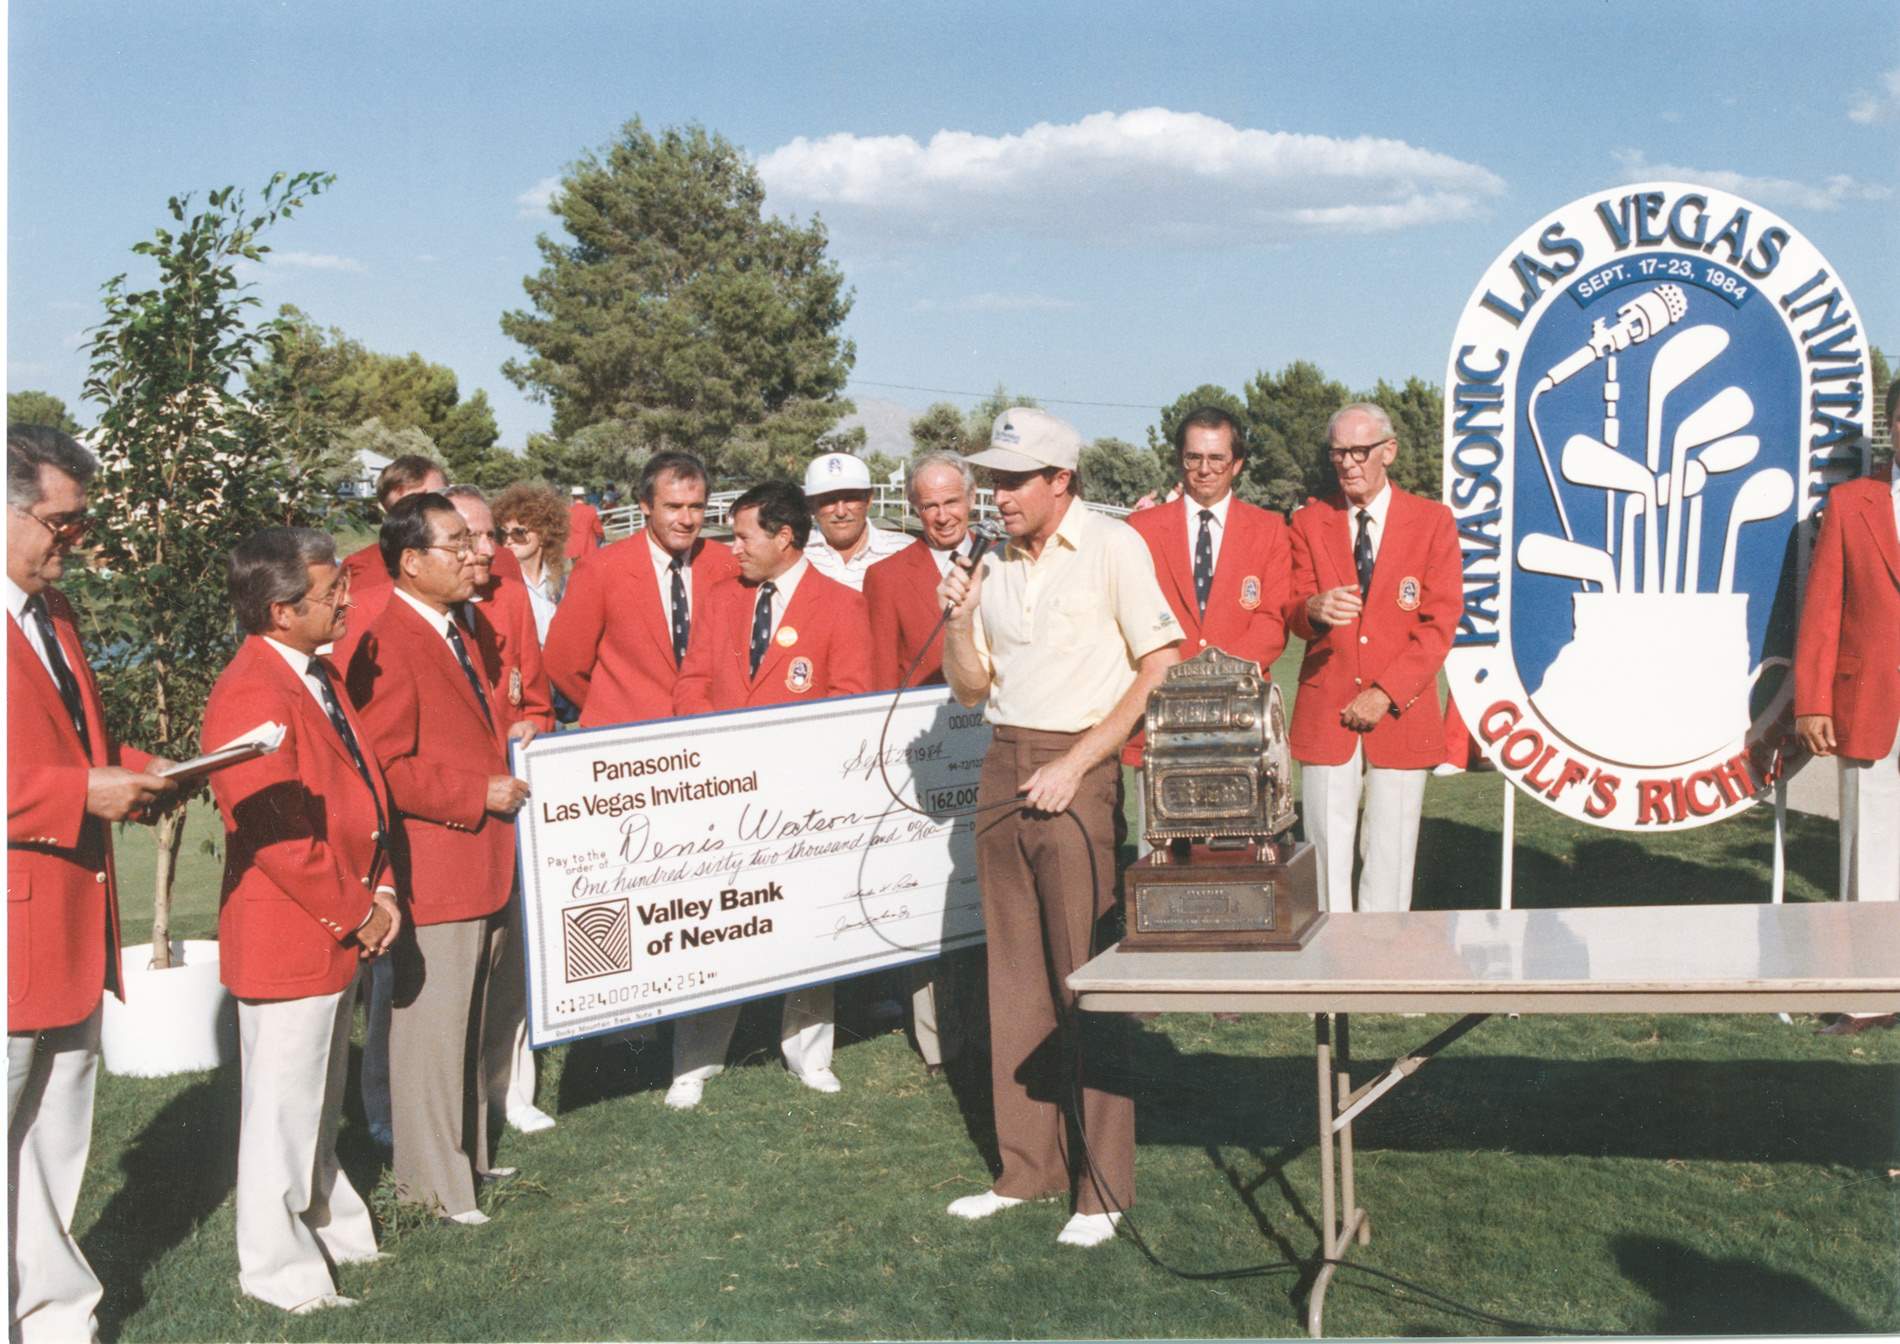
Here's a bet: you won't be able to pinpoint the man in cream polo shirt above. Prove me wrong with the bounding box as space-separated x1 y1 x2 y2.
937 408 1181 1249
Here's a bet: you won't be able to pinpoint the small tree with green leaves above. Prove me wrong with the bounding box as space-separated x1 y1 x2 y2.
72 172 337 969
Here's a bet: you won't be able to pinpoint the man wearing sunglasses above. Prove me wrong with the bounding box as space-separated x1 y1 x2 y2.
7 424 177 1342
1286 403 1460 915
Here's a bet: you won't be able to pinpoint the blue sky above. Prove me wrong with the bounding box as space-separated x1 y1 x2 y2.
8 1 1897 454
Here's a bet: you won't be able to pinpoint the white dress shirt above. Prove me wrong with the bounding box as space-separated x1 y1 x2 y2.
806 523 911 592
1350 483 1394 563
1184 491 1234 574
4 575 59 685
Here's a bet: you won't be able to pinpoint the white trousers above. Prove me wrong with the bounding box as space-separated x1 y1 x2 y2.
1299 742 1427 913
8 1009 103 1344
235 979 378 1311
1840 730 1900 903
672 986 833 1084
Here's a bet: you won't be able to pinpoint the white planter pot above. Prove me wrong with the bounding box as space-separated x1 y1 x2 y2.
100 939 236 1078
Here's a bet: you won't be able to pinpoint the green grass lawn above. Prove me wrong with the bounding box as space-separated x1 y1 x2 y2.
89 650 1899 1340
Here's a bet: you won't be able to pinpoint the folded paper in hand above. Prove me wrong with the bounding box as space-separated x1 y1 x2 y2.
158 721 287 786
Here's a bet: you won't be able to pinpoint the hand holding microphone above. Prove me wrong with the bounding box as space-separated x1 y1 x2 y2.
939 521 1003 621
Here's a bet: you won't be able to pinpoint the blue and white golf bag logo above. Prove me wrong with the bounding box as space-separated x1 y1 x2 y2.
1444 183 1869 830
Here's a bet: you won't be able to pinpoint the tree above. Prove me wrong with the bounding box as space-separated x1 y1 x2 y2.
523 419 650 496
72 172 337 969
8 390 82 435
502 119 859 481
248 305 513 490
1244 361 1352 511
1079 436 1163 506
1365 376 1444 499
909 401 974 460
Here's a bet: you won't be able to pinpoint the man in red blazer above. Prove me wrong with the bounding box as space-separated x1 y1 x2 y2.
1796 388 1899 921
204 528 399 1315
544 452 738 728
7 425 176 1342
1125 406 1290 761
565 486 604 560
339 454 446 596
863 453 985 1073
346 494 534 1224
667 480 872 1108
445 484 558 1133
1286 403 1461 914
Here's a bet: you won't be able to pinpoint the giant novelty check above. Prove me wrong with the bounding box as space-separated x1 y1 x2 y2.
513 688 991 1046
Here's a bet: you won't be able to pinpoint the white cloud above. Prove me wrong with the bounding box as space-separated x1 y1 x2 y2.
516 175 560 219
1846 65 1900 123
263 250 368 273
910 292 1080 314
757 108 1506 246
1612 149 1891 212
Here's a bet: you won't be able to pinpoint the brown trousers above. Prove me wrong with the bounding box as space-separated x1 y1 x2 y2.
389 911 508 1217
975 726 1134 1215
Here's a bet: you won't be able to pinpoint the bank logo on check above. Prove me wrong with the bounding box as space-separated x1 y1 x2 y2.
562 899 633 982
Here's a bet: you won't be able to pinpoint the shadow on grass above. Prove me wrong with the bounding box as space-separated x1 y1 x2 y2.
1114 1028 1897 1168
1613 1234 1867 1333
1413 815 1840 912
84 1070 239 1341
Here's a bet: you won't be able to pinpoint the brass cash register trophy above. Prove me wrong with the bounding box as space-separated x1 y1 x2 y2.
1123 648 1322 950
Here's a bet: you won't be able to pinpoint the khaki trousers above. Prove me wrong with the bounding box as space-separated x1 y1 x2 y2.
7 1008 102 1344
390 913 507 1217
481 894 538 1118
975 726 1134 1216
235 977 377 1310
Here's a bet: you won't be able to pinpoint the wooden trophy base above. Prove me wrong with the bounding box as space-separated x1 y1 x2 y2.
1122 840 1323 951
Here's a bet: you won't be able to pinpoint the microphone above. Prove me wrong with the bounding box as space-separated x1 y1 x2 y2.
1535 284 1687 392
942 520 1004 616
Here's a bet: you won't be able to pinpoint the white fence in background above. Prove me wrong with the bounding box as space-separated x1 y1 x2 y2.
600 481 1129 542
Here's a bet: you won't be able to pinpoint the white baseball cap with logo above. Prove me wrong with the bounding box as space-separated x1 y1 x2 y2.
962 407 1083 473
803 452 872 495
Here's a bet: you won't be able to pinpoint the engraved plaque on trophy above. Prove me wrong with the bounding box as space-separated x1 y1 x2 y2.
1124 648 1323 951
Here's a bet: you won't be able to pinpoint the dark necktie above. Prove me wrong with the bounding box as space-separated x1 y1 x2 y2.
307 656 382 822
669 555 689 666
446 617 496 731
748 581 777 678
1354 509 1375 599
26 595 91 756
1193 508 1215 617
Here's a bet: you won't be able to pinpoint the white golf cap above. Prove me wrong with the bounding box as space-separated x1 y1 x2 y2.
803 452 872 494
963 407 1082 473
569 486 585 497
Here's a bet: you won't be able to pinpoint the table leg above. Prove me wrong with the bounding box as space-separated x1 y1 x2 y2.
1308 1013 1368 1338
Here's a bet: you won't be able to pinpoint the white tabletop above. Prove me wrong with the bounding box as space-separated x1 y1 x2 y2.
1070 902 1900 1015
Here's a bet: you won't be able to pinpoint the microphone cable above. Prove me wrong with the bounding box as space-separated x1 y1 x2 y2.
866 537 1621 1338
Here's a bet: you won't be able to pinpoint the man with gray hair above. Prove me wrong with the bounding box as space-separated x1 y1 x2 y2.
7 424 176 1340
1285 402 1460 914
864 451 986 1073
202 527 398 1315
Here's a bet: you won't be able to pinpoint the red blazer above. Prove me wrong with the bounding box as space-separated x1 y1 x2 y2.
566 502 604 559
1795 472 1900 761
1285 488 1462 768
7 590 151 1031
345 594 515 927
332 543 393 672
675 565 872 714
1124 495 1291 766
472 567 554 734
545 536 740 726
864 540 951 691
204 637 392 1000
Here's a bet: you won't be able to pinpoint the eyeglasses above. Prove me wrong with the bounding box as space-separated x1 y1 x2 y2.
499 526 535 544
1326 438 1392 465
15 507 92 545
423 538 477 560
300 577 352 610
1181 453 1236 471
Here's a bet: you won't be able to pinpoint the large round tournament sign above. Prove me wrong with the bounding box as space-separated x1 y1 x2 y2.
1443 182 1871 830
